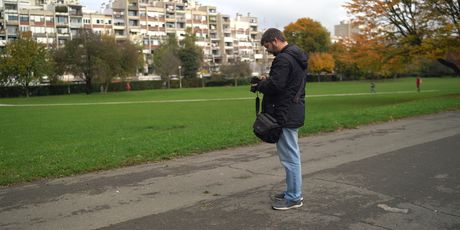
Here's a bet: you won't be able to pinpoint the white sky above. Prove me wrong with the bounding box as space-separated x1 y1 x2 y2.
80 0 351 34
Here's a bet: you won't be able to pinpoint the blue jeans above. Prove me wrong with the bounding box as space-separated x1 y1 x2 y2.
276 128 302 202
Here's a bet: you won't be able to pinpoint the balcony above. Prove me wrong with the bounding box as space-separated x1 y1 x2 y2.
128 3 138 10
4 3 18 13
208 8 217 15
128 10 138 17
176 5 185 11
68 6 83 16
166 5 175 13
55 20 69 27
70 22 82 28
55 6 69 15
176 15 186 22
165 15 176 21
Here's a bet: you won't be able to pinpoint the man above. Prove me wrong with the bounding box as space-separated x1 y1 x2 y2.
416 76 422 92
253 28 308 210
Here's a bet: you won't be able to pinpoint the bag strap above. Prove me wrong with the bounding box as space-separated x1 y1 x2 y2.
293 76 305 103
255 92 260 115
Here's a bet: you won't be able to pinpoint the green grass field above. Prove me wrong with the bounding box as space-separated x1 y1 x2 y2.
1 77 459 186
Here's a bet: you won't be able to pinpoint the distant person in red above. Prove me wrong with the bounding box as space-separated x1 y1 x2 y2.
126 82 132 91
416 76 422 92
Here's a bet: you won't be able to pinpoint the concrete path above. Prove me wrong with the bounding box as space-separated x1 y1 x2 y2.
1 111 459 230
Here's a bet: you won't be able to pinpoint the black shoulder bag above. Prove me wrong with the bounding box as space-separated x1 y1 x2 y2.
252 76 305 144
252 92 282 143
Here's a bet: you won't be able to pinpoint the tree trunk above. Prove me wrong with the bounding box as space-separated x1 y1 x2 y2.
437 58 460 76
86 77 92 94
25 82 30 98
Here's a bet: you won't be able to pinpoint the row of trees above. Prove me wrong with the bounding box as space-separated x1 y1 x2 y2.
0 31 143 97
283 0 459 79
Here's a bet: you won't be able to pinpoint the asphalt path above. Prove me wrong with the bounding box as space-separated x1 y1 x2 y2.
1 111 459 230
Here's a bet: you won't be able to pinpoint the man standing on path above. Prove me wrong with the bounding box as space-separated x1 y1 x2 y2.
253 28 308 210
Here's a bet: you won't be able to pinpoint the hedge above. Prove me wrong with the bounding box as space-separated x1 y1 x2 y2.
0 78 252 98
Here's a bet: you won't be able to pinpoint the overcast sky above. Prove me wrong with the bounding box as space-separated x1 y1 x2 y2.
80 0 351 34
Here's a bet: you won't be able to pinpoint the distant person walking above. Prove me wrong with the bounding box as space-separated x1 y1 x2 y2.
251 28 307 210
370 82 376 93
416 76 422 92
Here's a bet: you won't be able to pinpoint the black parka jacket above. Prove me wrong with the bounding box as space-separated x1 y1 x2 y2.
257 44 308 128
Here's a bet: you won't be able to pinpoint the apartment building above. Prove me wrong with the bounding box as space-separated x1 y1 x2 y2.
0 0 266 75
0 0 83 47
334 20 360 40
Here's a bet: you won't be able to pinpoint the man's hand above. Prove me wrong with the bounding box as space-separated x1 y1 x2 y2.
250 77 261 93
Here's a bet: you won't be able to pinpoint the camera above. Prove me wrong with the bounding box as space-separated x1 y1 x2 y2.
250 77 260 93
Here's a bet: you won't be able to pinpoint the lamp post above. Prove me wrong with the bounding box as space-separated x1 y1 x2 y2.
178 65 182 89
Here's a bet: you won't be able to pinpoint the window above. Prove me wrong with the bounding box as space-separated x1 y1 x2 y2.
20 15 29 22
32 26 45 33
19 26 30 32
56 16 68 24
8 15 18 21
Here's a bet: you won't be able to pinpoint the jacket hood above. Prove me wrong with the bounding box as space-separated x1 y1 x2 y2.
281 44 308 70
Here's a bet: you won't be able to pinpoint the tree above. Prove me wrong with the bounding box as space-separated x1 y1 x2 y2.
220 61 251 86
153 34 182 88
308 52 335 82
284 18 332 53
330 40 360 80
179 28 203 79
0 56 7 87
94 34 122 92
93 36 143 92
0 32 53 97
119 41 144 79
54 30 101 94
54 30 143 93
345 0 460 76
331 34 409 80
424 0 460 75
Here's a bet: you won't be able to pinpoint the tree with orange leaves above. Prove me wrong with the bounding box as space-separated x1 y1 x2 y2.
283 17 331 53
308 52 335 81
345 0 460 76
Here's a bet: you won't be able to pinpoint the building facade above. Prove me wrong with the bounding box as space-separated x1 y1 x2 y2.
0 0 267 76
334 20 360 40
0 0 83 47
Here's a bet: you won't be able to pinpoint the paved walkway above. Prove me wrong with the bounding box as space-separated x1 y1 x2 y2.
1 111 459 230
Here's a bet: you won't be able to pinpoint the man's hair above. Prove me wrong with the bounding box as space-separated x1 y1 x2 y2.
260 28 286 45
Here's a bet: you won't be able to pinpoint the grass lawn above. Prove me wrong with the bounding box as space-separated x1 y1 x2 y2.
0 77 459 186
